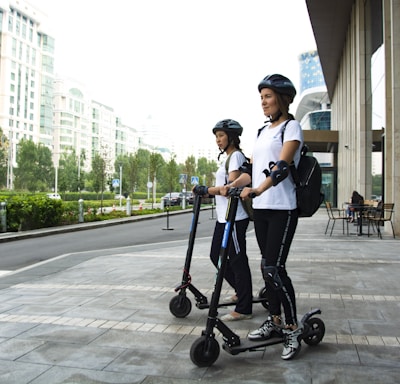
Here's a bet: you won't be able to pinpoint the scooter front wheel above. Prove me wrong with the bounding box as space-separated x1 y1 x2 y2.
303 317 325 346
190 336 220 367
169 295 192 318
258 286 269 310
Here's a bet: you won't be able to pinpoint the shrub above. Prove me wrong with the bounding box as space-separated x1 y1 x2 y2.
4 195 64 231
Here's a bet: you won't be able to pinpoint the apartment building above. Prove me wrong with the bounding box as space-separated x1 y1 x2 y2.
0 1 251 192
0 0 54 188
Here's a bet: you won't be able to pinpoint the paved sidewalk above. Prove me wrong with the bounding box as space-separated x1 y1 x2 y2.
0 210 399 383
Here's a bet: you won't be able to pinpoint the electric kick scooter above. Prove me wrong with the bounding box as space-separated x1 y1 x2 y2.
169 192 269 318
190 188 325 367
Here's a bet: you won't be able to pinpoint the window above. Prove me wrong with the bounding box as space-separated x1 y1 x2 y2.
12 38 17 58
8 16 13 32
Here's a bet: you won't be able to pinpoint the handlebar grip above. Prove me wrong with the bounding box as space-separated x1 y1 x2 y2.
249 192 257 198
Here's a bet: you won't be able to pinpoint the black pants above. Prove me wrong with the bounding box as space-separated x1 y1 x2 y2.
210 219 253 315
253 209 299 325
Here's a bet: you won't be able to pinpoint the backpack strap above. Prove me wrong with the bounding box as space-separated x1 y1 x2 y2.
225 150 249 183
280 119 302 187
225 150 238 183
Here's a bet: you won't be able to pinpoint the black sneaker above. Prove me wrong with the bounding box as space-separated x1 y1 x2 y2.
281 326 303 360
248 316 283 341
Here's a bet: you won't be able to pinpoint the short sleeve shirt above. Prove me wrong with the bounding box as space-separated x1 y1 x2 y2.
252 120 304 210
215 150 249 222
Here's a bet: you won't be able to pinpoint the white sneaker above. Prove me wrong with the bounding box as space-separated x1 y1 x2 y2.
248 316 283 341
281 326 303 360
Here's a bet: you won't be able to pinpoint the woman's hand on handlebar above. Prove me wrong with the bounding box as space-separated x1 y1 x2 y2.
240 187 261 199
220 185 230 196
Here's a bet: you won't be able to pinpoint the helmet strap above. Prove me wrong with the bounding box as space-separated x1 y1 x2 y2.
264 112 282 123
217 148 224 161
218 138 234 161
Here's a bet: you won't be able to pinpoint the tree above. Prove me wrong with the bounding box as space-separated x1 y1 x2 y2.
136 148 151 191
0 128 8 189
90 153 106 197
58 149 80 193
126 153 139 195
164 154 179 193
14 140 53 192
197 156 218 186
149 152 164 203
184 155 197 182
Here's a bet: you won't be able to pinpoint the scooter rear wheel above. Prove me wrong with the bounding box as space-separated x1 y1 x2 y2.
303 317 325 346
169 295 192 318
190 336 220 367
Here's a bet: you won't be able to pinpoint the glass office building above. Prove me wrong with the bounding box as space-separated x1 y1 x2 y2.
299 50 326 94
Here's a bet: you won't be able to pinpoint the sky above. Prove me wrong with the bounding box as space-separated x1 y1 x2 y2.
31 0 317 153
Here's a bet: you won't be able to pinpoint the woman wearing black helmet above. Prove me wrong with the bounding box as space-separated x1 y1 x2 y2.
194 119 253 321
225 74 304 359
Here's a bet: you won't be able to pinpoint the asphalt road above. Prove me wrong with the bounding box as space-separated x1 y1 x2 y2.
0 210 219 272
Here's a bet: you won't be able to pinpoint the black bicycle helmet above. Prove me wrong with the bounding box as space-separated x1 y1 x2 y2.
258 74 297 102
212 119 243 136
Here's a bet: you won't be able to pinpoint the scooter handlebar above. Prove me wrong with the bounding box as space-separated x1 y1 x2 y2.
228 188 257 198
227 187 243 197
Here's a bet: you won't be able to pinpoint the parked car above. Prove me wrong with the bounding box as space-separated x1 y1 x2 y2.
46 193 61 200
161 192 183 206
185 192 194 205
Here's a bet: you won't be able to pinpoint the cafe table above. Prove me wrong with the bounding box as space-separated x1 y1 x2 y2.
349 203 374 236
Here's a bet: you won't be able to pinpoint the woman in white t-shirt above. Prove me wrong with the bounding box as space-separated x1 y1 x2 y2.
226 74 304 360
193 119 253 321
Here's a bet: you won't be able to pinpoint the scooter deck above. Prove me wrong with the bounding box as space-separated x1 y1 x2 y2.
196 296 268 310
223 336 284 355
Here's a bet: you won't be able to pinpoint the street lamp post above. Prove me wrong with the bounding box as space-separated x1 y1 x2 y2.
119 163 122 208
55 165 58 195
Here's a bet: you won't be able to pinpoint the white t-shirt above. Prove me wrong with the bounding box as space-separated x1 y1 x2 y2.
215 150 249 223
252 120 304 210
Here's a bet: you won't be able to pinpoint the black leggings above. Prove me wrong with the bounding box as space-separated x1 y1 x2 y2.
253 209 299 325
210 219 253 315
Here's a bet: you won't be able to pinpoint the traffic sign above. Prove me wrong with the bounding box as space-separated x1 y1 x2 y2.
112 179 120 188
191 176 199 185
179 174 187 184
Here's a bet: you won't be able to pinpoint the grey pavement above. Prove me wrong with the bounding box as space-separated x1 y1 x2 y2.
0 209 399 383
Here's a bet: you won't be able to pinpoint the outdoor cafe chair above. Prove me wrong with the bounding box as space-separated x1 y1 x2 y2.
367 203 395 239
325 201 349 236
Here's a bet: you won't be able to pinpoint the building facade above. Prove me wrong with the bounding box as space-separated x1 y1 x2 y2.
0 0 54 188
306 0 399 235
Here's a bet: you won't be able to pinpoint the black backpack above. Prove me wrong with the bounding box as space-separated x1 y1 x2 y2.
281 122 325 217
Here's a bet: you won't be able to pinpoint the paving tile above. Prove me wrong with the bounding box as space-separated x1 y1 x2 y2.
0 212 399 383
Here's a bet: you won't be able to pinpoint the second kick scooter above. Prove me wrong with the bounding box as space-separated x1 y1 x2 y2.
169 192 269 318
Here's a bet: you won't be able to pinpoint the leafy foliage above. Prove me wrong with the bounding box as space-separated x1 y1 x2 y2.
5 195 64 231
14 140 53 192
0 128 8 189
